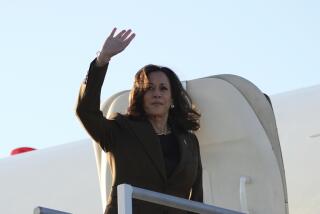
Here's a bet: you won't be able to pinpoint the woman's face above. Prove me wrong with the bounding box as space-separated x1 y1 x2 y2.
143 71 172 118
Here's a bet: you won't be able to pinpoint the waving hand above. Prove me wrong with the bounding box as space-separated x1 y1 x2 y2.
97 28 135 66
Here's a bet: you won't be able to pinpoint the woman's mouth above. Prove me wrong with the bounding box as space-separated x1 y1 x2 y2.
152 102 163 106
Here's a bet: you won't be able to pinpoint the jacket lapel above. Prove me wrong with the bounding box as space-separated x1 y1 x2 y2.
169 132 189 180
126 119 167 182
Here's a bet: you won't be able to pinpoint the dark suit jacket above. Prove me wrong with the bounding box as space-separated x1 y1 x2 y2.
76 59 203 214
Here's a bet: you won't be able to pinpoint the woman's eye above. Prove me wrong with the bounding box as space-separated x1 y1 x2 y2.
160 87 168 91
146 85 154 91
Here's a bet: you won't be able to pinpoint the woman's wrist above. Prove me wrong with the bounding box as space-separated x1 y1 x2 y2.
96 51 111 67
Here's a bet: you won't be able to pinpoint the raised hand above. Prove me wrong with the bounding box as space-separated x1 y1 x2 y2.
96 28 136 66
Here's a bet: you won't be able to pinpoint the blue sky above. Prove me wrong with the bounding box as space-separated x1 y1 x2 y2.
1 0 319 158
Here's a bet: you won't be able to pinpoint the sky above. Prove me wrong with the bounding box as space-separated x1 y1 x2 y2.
0 0 319 158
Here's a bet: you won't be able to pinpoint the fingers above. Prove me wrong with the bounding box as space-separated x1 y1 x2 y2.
124 33 136 46
112 28 135 41
109 27 117 38
121 29 132 40
115 30 126 39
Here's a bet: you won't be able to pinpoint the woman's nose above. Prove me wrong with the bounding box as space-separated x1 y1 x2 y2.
152 89 162 97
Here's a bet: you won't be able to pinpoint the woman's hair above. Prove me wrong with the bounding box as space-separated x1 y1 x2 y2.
127 64 200 132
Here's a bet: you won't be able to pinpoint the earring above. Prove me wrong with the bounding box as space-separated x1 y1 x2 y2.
170 104 175 109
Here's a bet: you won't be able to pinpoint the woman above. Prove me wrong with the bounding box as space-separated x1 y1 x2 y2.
76 28 203 214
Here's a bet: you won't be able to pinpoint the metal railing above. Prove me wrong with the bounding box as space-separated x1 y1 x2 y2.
118 184 245 214
34 207 72 214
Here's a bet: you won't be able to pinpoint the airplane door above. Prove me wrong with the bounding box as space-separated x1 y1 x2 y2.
98 74 289 214
187 74 288 213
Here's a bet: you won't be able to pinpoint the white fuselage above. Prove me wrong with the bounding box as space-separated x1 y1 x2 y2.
0 83 319 214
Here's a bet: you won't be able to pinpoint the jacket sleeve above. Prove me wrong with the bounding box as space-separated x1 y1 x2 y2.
75 58 118 152
189 134 203 202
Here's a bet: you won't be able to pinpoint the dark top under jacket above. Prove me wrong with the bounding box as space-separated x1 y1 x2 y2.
159 133 180 178
76 59 203 214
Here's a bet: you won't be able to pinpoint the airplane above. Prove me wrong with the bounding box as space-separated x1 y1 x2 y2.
0 74 319 214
